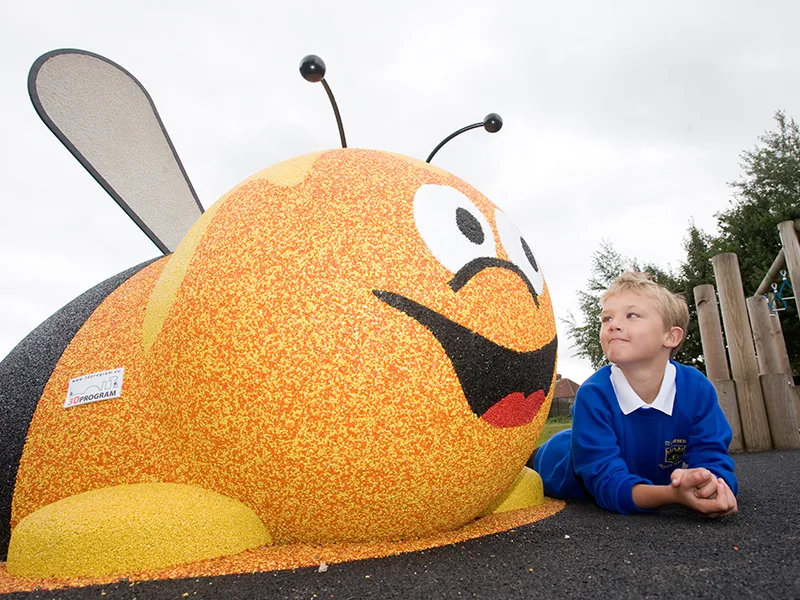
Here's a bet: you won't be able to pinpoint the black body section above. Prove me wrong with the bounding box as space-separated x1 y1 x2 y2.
0 257 159 560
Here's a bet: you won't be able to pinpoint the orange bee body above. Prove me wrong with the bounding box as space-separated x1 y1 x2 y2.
10 149 557 548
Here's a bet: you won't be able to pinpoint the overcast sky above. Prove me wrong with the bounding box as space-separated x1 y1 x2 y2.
2 1 799 383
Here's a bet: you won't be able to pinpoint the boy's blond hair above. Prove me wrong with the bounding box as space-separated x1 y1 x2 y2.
600 271 690 357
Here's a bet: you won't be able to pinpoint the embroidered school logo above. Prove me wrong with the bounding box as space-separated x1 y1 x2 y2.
660 438 687 469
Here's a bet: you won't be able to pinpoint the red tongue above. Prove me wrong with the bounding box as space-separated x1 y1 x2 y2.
480 390 546 428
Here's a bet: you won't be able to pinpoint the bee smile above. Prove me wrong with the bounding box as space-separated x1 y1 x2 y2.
373 290 557 428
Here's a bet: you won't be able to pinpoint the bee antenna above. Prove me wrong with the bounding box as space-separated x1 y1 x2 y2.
425 113 503 163
299 55 347 148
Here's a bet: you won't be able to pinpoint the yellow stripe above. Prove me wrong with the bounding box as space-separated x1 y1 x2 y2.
142 152 324 352
141 199 222 352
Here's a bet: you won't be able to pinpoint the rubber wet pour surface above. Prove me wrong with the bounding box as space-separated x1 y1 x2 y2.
2 450 798 599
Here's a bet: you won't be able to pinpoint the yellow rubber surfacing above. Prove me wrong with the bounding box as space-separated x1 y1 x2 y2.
7 483 270 579
0 499 564 594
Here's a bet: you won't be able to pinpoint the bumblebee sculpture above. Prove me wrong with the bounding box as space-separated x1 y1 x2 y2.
0 50 558 577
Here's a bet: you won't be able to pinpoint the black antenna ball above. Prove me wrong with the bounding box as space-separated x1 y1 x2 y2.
483 113 503 133
300 55 326 82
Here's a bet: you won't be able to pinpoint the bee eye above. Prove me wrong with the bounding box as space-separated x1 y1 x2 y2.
456 207 485 245
494 208 545 295
414 185 496 274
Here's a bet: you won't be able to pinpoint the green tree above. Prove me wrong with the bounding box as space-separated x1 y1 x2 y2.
714 111 800 293
710 111 800 373
568 112 800 376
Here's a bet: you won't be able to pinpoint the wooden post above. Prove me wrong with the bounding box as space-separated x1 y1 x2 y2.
746 295 790 377
759 374 800 449
712 380 744 453
769 310 794 380
694 284 743 450
693 284 730 381
712 253 772 451
748 294 797 449
778 220 800 325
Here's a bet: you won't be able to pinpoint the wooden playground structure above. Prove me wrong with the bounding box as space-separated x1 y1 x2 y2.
694 219 800 452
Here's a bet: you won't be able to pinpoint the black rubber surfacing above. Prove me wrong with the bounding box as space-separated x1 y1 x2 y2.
2 450 798 599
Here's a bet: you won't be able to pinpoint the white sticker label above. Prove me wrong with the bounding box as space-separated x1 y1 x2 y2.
64 367 125 409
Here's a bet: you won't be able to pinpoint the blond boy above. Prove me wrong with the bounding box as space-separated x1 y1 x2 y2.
529 272 738 516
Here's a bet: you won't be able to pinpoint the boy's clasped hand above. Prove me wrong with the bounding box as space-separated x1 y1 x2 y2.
670 467 738 518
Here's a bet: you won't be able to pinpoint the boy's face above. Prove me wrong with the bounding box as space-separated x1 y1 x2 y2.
599 290 682 368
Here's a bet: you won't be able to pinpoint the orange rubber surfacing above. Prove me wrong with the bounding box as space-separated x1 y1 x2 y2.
0 500 564 594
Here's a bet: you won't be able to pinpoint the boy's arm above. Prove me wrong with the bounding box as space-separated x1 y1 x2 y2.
681 377 738 496
631 482 679 509
570 386 651 514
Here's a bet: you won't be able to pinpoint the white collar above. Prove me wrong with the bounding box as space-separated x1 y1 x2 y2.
610 362 676 416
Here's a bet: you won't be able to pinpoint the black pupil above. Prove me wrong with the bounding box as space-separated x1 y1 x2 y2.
521 237 538 271
456 207 484 245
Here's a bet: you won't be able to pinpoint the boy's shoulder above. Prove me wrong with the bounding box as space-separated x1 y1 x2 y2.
671 360 713 387
581 364 613 389
574 365 614 404
670 362 718 410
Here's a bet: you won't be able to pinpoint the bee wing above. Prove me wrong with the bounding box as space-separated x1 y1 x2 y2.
28 49 204 254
